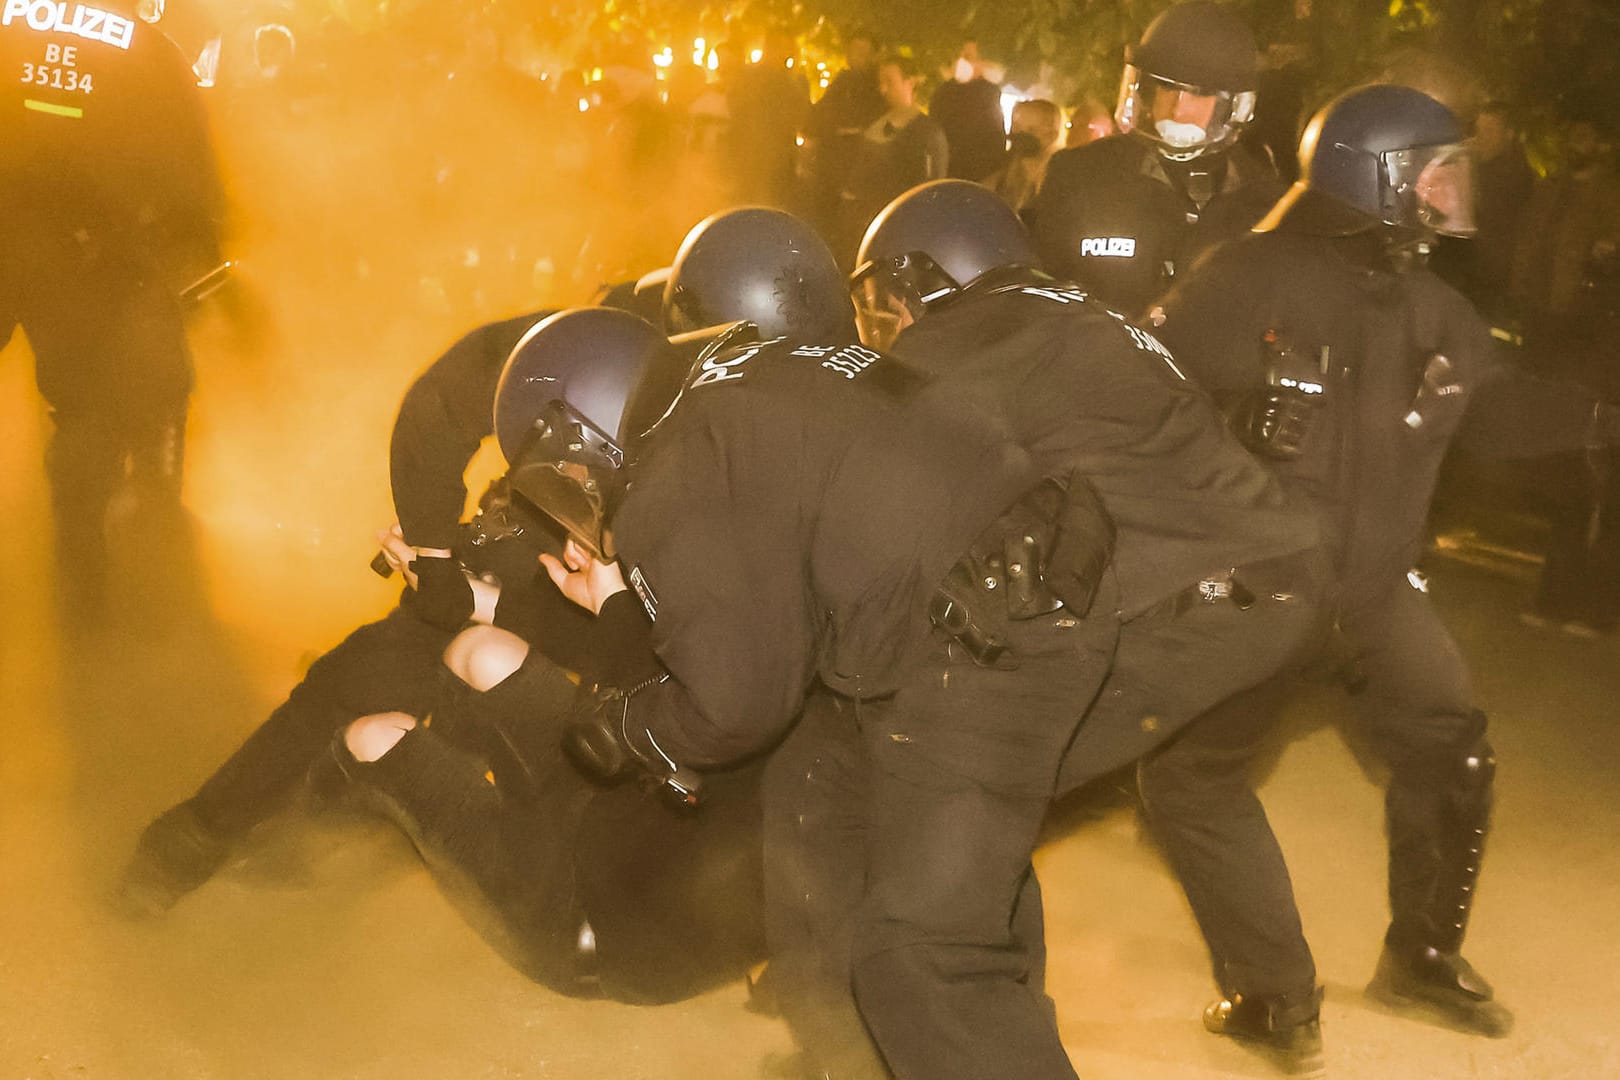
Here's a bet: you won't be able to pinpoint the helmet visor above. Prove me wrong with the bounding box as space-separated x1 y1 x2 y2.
1382 143 1475 237
850 271 908 351
1115 65 1256 159
503 402 623 561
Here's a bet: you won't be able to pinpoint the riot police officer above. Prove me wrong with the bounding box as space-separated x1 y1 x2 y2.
1 0 225 607
1144 84 1620 1066
1031 1 1283 317
497 243 1120 1077
849 179 1322 1078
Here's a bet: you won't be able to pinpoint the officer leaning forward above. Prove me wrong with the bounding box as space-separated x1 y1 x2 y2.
1143 84 1620 1071
847 180 1322 1079
1031 1 1284 319
1 0 225 609
496 217 1132 1078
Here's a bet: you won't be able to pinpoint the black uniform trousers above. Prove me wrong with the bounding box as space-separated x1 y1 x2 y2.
850 607 1117 1080
1137 571 1486 1001
6 240 194 602
186 604 453 840
345 651 767 1004
771 563 1318 1080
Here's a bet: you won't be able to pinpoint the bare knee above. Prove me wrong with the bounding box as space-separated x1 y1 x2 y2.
344 711 417 762
442 624 530 692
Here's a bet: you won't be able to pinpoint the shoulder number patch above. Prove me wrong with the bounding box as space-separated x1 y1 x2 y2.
628 565 658 622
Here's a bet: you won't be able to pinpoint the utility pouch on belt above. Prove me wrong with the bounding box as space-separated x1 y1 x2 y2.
929 564 1018 670
929 474 1116 668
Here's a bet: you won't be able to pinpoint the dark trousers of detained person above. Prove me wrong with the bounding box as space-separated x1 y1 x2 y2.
1136 571 1495 1008
849 554 1319 1080
117 604 461 915
188 606 455 842
340 653 768 1003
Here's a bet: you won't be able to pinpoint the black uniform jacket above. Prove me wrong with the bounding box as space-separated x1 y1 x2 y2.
608 337 1035 767
1032 135 1283 317
891 279 1317 620
389 309 553 551
1154 231 1603 591
2 6 222 267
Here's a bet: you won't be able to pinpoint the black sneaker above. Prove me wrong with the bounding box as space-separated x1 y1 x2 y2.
1204 988 1326 1077
113 802 231 918
1366 942 1514 1037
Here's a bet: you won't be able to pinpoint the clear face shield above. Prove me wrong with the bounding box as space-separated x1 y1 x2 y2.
850 271 909 351
1115 65 1256 161
504 401 625 561
1381 143 1476 237
848 252 959 351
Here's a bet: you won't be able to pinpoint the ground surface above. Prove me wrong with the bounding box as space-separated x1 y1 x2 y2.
5 329 1619 1080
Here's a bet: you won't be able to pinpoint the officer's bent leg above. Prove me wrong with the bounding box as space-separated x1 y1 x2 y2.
762 689 887 1079
1341 579 1492 951
851 615 1107 1080
1136 678 1317 1002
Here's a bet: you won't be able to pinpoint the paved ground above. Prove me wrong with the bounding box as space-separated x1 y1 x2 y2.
4 278 1618 1079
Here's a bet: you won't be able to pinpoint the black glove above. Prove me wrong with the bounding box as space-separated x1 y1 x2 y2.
1241 330 1327 458
403 555 476 631
562 680 703 809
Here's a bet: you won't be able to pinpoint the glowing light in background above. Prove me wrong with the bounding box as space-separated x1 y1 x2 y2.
999 86 1027 133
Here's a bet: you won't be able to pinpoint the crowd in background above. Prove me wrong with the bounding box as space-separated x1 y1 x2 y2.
153 1 1620 633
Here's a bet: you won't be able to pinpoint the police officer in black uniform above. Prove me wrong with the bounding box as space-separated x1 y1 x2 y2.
1143 84 1620 1065
1031 1 1283 318
847 179 1320 1078
1 0 225 605
497 244 1126 1077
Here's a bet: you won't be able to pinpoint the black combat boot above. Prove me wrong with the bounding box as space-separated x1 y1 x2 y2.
1203 985 1325 1077
113 801 231 918
1366 934 1513 1037
1373 735 1512 1037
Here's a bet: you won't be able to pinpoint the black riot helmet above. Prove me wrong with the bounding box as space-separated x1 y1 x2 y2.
493 308 687 560
1116 2 1259 162
663 207 856 340
1257 84 1475 239
850 180 1038 349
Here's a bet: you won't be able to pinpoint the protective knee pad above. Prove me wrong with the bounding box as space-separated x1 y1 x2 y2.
1428 728 1495 954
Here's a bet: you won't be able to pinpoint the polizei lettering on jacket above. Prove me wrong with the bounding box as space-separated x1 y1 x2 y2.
2 0 134 49
690 343 765 388
1079 236 1137 258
